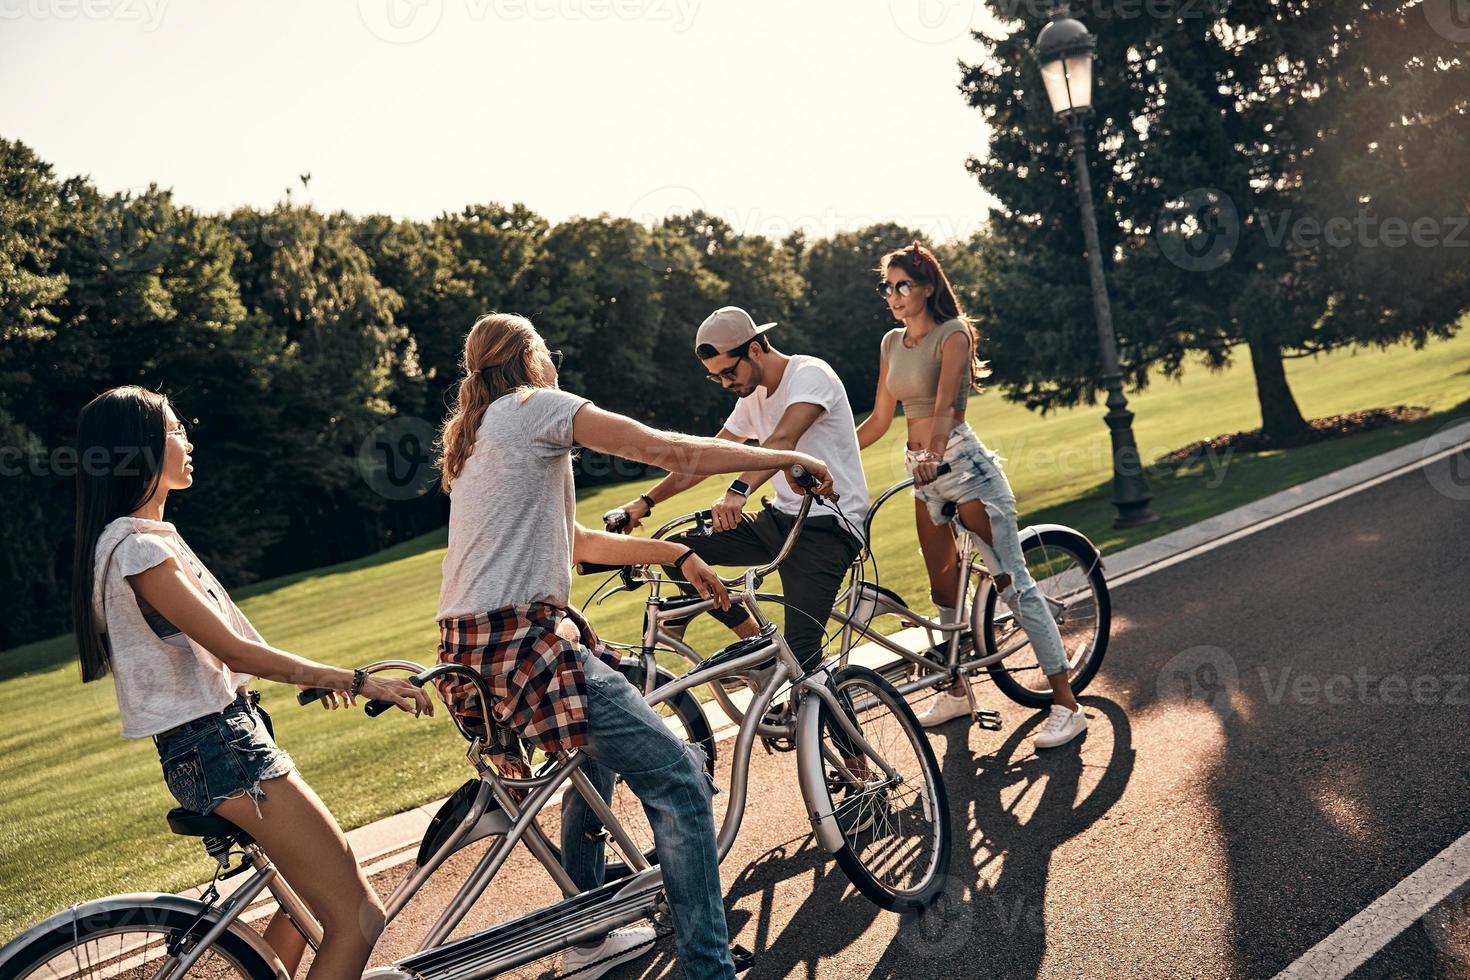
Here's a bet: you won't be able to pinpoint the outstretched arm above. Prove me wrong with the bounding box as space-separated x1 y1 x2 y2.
571 524 731 610
709 402 824 532
572 404 832 490
127 561 433 714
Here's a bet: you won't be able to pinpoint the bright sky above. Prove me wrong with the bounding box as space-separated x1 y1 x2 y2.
1 0 1012 243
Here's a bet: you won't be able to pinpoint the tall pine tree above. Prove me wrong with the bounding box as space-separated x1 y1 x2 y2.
962 0 1469 444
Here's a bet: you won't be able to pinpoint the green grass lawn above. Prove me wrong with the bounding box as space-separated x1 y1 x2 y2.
2 330 1468 941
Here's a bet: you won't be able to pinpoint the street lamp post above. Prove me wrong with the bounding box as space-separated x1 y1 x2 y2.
1035 8 1157 528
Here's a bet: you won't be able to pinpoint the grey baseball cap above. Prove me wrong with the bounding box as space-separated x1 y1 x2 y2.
694 306 776 357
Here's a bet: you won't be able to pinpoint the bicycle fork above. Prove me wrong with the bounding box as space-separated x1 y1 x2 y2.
792 670 911 854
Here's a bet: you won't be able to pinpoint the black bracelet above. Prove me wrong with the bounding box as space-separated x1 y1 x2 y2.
672 547 696 571
639 493 656 513
349 668 366 698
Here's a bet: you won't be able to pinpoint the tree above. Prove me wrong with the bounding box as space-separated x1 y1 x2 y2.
228 204 416 569
961 0 1470 443
0 139 73 648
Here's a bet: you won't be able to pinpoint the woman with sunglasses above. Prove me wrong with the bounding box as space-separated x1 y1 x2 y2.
855 241 1087 749
72 386 434 980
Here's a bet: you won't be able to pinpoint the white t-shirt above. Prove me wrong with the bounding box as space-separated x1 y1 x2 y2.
438 387 589 620
724 355 870 542
91 517 257 738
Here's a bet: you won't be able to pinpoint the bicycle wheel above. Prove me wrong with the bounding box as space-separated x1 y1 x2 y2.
548 659 716 880
808 665 950 912
976 527 1111 708
0 900 278 980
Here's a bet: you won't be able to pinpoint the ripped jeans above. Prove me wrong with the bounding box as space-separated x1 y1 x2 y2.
560 647 735 980
153 690 295 819
907 423 1070 678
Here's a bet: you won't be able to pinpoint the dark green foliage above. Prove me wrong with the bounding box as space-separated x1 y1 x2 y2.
961 0 1469 440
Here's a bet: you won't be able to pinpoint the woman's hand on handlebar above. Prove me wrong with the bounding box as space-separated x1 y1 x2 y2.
911 454 943 486
299 682 356 711
785 455 835 497
681 552 731 611
360 675 435 717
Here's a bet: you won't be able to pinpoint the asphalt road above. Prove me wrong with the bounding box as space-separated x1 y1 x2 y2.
343 451 1470 979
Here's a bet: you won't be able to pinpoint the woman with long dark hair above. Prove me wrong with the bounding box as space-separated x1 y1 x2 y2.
72 385 433 980
855 241 1087 749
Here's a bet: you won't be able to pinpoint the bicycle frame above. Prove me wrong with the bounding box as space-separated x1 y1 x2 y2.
342 604 893 979
825 477 1077 702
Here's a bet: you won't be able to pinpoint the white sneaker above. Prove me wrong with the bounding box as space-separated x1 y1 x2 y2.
1033 704 1087 749
916 688 972 728
559 927 657 979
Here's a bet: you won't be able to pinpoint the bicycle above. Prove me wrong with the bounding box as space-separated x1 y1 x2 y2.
600 464 1110 728
0 473 950 980
824 466 1112 723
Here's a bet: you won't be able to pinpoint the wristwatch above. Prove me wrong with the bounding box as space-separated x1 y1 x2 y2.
728 479 751 498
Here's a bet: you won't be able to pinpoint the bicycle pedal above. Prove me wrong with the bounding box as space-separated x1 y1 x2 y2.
974 709 1003 731
731 943 756 972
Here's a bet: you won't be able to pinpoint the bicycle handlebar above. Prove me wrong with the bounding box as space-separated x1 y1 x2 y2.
295 660 431 718
579 464 833 587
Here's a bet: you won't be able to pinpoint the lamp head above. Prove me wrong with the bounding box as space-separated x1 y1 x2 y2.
1035 10 1096 120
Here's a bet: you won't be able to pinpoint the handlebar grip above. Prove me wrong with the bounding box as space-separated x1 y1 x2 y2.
297 687 332 706
936 462 951 476
576 561 625 575
364 699 395 718
789 464 840 503
602 508 631 533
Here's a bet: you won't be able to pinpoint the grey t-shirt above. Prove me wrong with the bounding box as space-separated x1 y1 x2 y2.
91 517 258 738
437 387 590 620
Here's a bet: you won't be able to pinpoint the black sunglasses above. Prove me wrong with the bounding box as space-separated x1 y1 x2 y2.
548 349 563 371
699 341 754 383
703 351 750 384
877 280 916 300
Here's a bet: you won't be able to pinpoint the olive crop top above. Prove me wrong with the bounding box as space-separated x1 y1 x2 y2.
880 319 972 420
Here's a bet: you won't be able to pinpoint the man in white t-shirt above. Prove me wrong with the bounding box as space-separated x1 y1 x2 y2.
615 306 870 670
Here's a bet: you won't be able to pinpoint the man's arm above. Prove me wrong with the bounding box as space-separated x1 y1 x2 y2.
709 401 824 532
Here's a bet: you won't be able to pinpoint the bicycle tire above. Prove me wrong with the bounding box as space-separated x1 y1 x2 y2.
809 665 950 912
0 898 281 980
977 528 1111 708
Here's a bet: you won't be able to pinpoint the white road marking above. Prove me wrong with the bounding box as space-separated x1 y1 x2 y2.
1274 829 1470 979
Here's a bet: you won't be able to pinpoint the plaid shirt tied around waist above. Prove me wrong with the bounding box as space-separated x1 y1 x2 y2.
436 603 621 754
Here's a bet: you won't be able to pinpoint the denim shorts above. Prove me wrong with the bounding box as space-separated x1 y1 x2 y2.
153 690 295 817
906 422 1015 526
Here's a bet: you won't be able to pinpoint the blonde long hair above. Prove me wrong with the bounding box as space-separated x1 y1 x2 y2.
436 312 555 492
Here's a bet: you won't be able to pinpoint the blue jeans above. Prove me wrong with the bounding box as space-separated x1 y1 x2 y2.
153 691 294 818
560 649 735 979
908 423 1070 678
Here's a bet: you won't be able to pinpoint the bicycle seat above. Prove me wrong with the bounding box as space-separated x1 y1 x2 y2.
166 807 255 845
